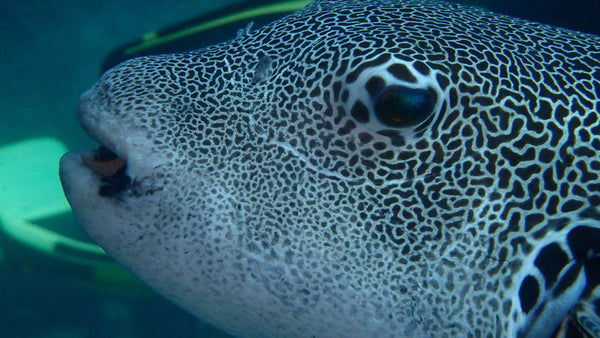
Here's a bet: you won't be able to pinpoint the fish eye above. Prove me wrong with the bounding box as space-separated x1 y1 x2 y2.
374 85 437 127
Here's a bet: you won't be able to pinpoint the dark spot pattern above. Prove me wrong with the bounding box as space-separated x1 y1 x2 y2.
77 0 600 337
519 275 539 314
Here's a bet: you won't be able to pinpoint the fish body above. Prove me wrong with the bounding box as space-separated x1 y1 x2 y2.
60 0 600 336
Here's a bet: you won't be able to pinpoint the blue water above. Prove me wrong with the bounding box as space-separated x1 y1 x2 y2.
0 0 598 337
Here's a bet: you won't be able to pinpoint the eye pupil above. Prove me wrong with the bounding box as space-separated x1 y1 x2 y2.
374 86 437 127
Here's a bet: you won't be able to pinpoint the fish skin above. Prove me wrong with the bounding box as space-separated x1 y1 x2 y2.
60 1 600 336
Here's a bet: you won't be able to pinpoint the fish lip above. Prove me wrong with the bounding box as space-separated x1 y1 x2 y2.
60 88 134 199
68 86 169 200
60 147 132 200
76 88 130 165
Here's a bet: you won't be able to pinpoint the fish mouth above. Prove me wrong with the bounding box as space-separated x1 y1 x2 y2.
60 88 140 200
60 144 133 200
80 146 131 197
61 82 171 205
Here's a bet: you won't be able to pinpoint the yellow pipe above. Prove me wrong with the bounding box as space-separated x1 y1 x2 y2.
124 0 312 55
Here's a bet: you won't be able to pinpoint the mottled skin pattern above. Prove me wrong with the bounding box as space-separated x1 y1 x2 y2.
60 0 600 337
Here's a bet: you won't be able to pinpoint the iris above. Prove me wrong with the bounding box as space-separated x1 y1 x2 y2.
374 86 437 127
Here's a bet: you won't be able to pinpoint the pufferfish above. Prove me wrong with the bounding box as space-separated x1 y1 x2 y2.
60 0 600 336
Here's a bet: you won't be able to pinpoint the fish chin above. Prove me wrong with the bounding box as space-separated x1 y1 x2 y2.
60 147 149 247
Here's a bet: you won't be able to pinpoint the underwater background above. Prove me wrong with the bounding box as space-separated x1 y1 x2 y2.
0 0 598 337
